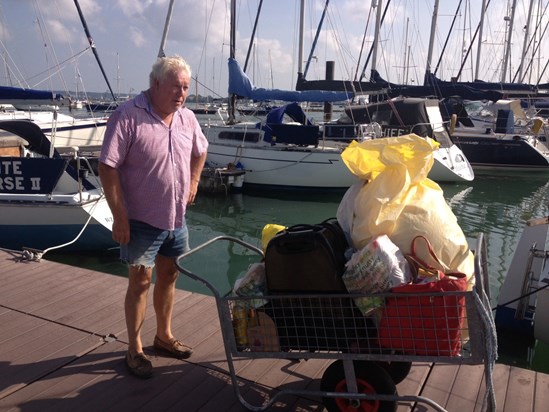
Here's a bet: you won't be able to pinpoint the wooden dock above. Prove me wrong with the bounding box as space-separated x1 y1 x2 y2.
1 248 548 412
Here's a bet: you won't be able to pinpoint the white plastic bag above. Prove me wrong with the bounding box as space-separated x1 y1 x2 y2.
232 262 267 308
342 235 412 315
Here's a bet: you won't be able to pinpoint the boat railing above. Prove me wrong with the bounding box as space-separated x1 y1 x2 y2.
57 147 103 198
516 243 549 321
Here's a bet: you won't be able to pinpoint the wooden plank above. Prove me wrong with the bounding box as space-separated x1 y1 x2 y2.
396 362 432 411
473 362 510 412
503 366 536 412
3 250 549 412
415 363 459 410
69 345 206 412
0 327 102 399
0 311 48 343
534 370 549 412
2 267 102 314
1 265 73 307
0 340 125 412
445 364 485 411
0 251 36 274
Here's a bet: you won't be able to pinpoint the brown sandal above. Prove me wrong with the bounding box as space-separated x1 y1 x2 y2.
125 351 153 379
153 336 193 359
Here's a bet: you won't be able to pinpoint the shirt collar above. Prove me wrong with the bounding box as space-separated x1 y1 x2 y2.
134 91 150 111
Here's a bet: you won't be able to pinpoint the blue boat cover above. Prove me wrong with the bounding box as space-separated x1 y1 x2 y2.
259 102 317 144
264 102 313 126
0 85 64 101
228 58 353 103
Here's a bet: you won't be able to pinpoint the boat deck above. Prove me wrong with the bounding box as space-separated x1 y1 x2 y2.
1 249 548 411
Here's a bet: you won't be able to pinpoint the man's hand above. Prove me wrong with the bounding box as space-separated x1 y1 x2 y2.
187 180 199 205
112 216 130 245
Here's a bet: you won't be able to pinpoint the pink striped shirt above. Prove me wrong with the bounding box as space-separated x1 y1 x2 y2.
99 92 208 230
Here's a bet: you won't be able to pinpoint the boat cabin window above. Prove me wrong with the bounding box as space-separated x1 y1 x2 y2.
370 109 392 125
218 130 262 143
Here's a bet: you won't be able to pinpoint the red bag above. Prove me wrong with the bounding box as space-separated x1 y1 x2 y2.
378 235 468 356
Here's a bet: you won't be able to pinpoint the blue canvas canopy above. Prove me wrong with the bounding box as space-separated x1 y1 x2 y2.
228 58 353 103
0 85 65 103
258 102 318 144
264 102 313 126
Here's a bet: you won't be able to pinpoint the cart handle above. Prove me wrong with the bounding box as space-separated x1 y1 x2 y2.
176 235 264 298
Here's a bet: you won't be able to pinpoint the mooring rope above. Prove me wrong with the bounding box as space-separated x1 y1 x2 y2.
473 287 498 412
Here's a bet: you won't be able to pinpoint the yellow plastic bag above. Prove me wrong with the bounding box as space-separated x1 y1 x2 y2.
338 134 474 283
261 223 286 251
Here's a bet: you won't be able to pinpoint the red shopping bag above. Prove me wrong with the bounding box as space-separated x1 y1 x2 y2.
378 268 467 356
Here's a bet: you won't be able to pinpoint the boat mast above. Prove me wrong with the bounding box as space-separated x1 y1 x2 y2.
475 0 488 80
228 0 236 123
518 0 535 82
501 0 518 83
433 0 464 78
243 0 263 73
73 0 116 102
457 0 491 82
359 0 391 81
158 0 175 58
303 0 330 80
298 0 305 78
370 0 383 77
424 0 439 85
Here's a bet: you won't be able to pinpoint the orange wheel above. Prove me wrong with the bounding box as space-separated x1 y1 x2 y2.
320 360 397 412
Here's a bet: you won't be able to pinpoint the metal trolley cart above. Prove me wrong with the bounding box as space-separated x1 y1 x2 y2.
177 234 497 412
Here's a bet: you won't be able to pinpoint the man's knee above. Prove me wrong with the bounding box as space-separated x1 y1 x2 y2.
128 265 154 294
155 255 179 282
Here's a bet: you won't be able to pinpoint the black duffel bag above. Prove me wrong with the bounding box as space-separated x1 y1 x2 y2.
262 218 373 352
264 218 348 293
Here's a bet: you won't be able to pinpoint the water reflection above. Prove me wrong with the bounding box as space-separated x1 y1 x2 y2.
441 173 549 300
184 174 549 299
182 191 345 295
47 173 549 301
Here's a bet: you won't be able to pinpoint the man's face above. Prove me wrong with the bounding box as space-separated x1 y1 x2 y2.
155 69 190 114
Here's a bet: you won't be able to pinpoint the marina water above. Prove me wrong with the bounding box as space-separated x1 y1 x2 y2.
46 170 549 373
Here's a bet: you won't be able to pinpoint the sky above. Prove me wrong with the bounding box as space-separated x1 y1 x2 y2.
0 0 546 100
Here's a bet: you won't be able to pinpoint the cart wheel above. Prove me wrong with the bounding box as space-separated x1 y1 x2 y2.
376 360 412 385
320 360 397 412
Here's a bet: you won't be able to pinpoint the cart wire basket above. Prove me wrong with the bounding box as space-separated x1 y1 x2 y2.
177 234 497 412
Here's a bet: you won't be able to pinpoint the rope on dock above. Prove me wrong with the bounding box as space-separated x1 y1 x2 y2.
474 286 498 412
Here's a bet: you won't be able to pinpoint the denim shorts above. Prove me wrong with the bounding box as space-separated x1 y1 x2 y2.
120 220 190 267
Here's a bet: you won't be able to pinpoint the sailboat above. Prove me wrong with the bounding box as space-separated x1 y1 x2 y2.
203 0 476 190
0 0 115 150
0 119 115 253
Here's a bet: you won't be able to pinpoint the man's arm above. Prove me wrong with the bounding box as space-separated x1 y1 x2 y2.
99 162 130 244
188 151 207 205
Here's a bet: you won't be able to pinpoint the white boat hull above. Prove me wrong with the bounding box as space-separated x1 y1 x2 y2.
0 192 115 252
206 142 358 189
431 145 475 182
204 127 473 188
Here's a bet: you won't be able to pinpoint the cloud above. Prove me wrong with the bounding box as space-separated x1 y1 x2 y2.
129 26 147 48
